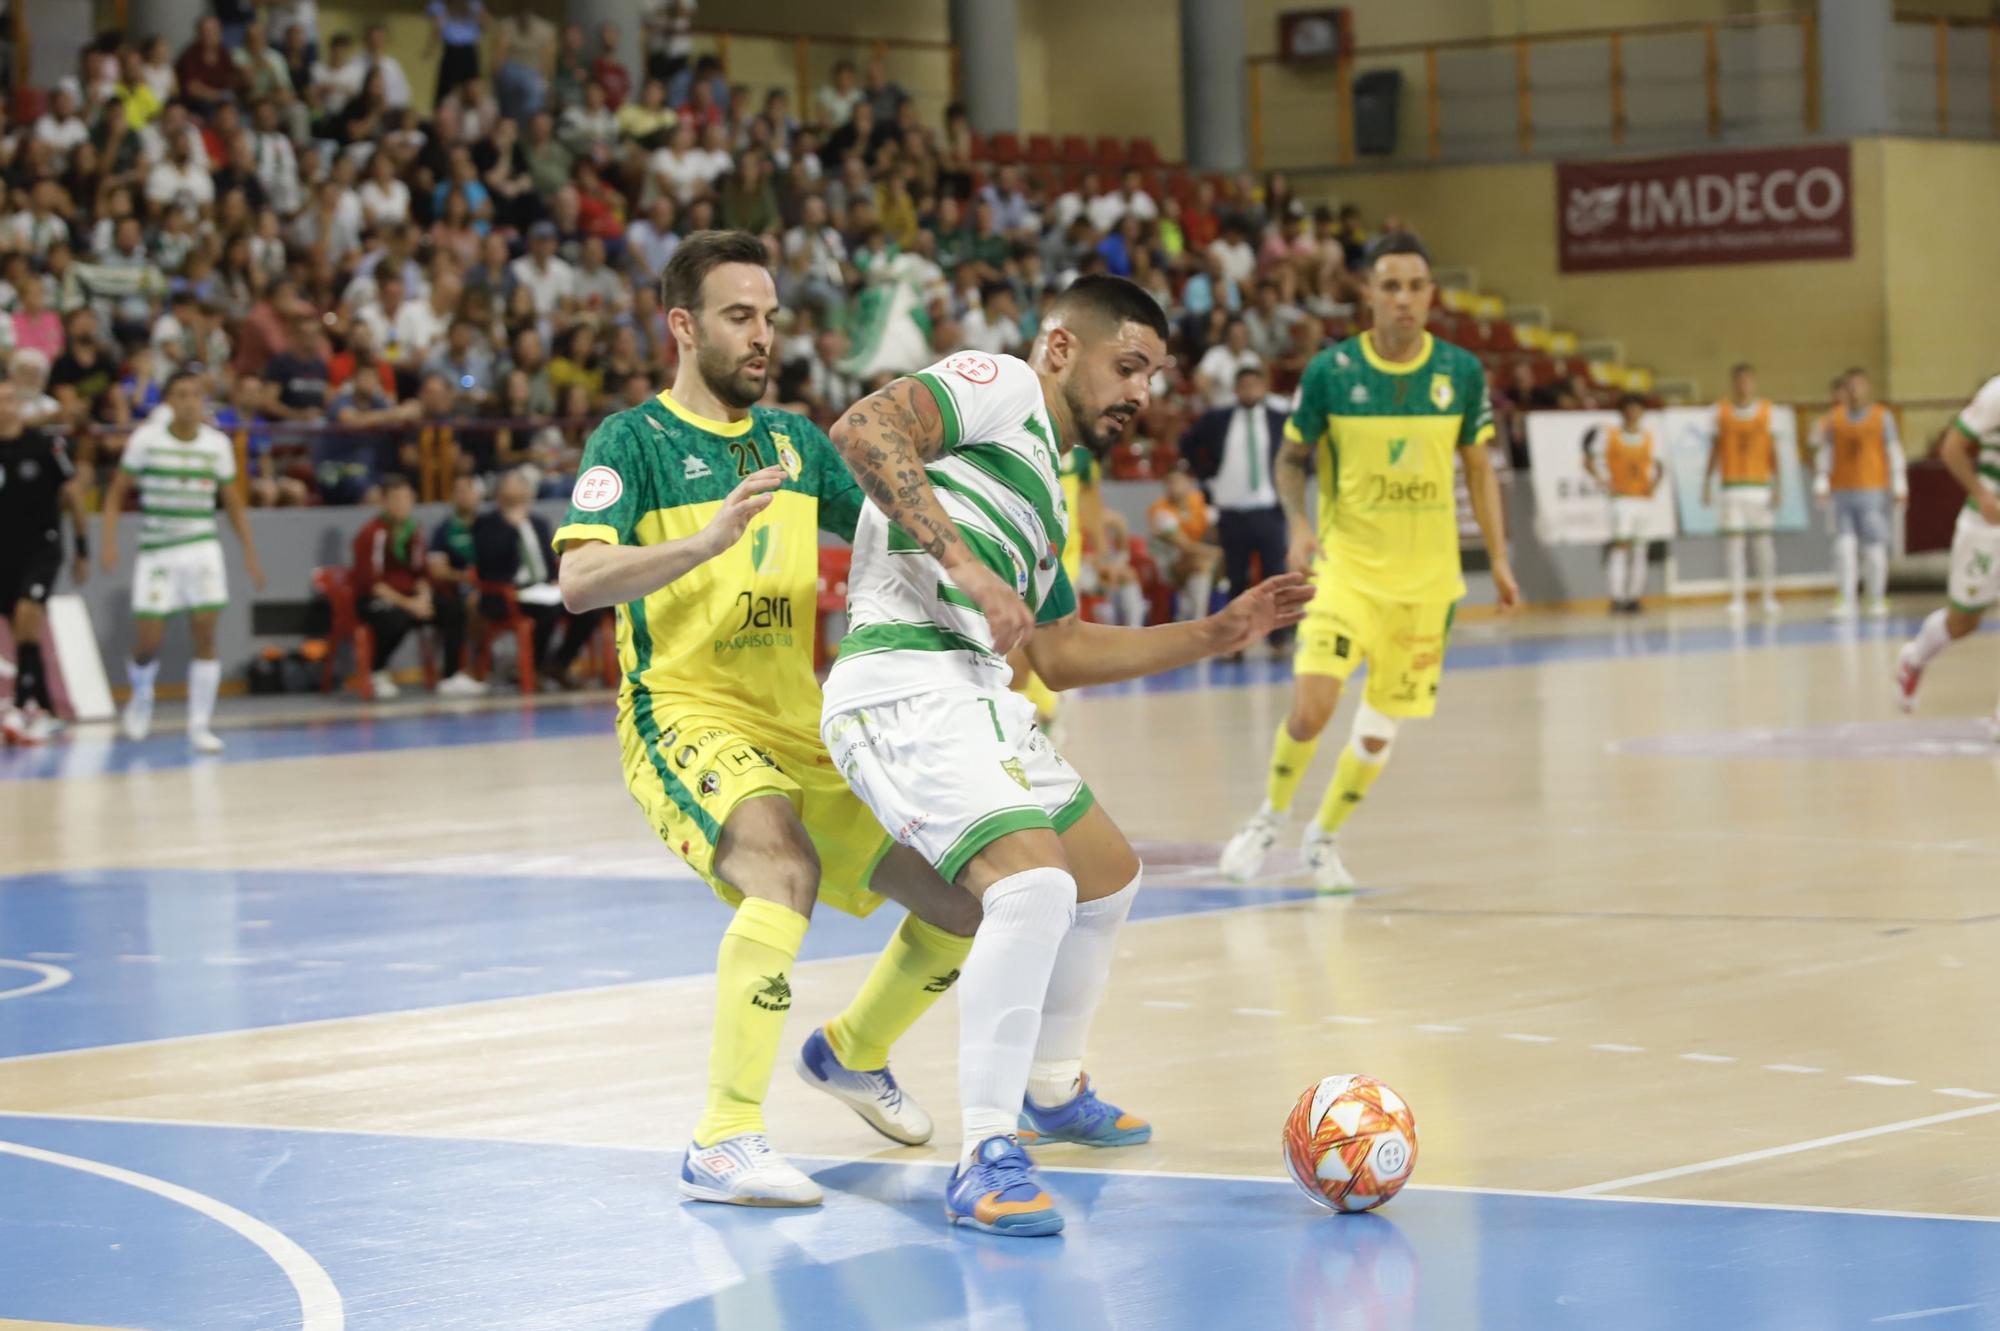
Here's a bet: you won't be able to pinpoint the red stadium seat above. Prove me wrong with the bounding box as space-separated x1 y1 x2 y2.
1094 136 1126 170
1060 134 1093 165
312 566 373 698
989 131 1022 162
1128 137 1161 167
474 582 541 694
1026 133 1058 163
815 545 853 672
969 131 991 161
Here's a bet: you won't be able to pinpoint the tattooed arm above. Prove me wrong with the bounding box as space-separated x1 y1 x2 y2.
1276 435 1320 572
831 377 1035 652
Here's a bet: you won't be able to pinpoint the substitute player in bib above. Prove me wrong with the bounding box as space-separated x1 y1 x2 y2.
1703 363 1783 618
0 380 90 745
553 231 981 1209
1895 373 2000 739
99 372 265 753
1814 367 1906 619
1587 394 1662 615
822 276 1310 1237
1220 233 1518 893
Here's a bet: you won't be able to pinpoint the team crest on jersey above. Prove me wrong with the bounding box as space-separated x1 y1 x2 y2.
1429 373 1455 410
1001 758 1030 790
944 351 998 383
698 770 721 796
771 433 803 481
1350 384 1369 404
750 524 782 573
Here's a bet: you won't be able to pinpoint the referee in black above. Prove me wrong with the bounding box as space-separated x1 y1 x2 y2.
0 378 90 745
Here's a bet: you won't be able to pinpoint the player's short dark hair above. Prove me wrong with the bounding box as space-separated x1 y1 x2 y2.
1236 365 1267 384
1731 362 1755 376
1619 392 1646 411
660 229 770 315
1049 274 1169 342
1364 231 1432 270
163 369 204 395
380 473 414 495
1844 366 1868 380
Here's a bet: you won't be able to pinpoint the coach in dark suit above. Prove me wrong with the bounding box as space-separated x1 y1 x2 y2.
474 469 602 685
1179 364 1290 625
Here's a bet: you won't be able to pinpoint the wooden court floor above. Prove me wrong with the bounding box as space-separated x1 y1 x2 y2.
3 599 1999 1329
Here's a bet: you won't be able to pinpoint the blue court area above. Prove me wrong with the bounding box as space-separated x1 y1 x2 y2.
0 608 1975 784
1 1113 1996 1331
0 868 1315 1059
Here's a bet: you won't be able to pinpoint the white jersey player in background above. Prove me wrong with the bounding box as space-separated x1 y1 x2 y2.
1896 373 2000 738
823 276 1311 1237
99 371 266 752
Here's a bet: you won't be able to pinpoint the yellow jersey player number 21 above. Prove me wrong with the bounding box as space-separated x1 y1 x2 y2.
1221 232 1519 892
555 230 981 1212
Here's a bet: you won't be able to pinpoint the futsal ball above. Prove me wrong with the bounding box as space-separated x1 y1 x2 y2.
1282 1074 1418 1213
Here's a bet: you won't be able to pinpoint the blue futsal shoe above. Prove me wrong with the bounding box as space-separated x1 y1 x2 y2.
945 1135 1064 1236
794 1026 934 1146
1017 1073 1153 1147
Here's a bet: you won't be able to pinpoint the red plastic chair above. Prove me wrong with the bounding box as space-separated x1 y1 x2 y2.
1060 134 1093 166
1094 135 1126 170
815 545 853 672
1128 136 1161 167
989 131 1022 162
312 566 374 698
1025 133 1057 163
475 582 541 694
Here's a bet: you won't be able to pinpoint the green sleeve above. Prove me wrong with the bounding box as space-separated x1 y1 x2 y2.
1458 355 1495 448
554 417 649 550
1077 447 1099 485
806 420 866 541
1286 355 1331 447
1036 562 1077 624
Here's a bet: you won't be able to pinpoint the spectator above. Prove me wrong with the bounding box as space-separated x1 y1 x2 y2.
861 54 908 123
571 237 628 315
425 318 498 412
429 0 489 105
349 474 436 698
1195 317 1261 407
816 60 863 129
626 195 681 280
34 87 91 169
234 24 292 104
1180 364 1288 637
560 80 620 162
1146 465 1221 622
364 25 414 112
618 78 677 148
592 21 633 110
643 0 697 85
50 309 120 429
10 350 62 428
395 271 462 368
176 17 244 116
719 151 781 235
424 472 488 695
474 467 600 688
961 282 1022 356
359 149 412 229
141 34 179 102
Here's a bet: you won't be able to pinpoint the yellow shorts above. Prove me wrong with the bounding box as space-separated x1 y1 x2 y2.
619 706 893 918
1293 578 1457 719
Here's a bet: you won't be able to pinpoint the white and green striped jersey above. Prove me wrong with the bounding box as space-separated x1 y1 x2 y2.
824 350 1077 710
120 419 235 550
1956 375 2000 522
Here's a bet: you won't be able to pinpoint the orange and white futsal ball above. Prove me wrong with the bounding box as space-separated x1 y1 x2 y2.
1281 1074 1418 1213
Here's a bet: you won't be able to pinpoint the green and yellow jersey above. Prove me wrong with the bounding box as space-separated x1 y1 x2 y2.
1057 444 1098 581
1286 331 1493 604
554 390 863 752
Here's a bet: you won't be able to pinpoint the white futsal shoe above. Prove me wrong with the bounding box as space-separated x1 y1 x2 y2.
1302 826 1357 895
189 728 224 755
121 692 153 741
679 1133 823 1207
795 1027 933 1146
1220 804 1283 881
1762 593 1782 618
1827 598 1857 621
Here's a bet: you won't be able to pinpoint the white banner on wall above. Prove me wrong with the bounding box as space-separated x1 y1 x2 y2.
1525 411 1679 545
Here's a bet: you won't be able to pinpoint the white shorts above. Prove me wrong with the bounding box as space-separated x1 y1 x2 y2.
1609 497 1650 543
1719 485 1774 536
1947 507 2000 611
822 685 1095 885
132 540 228 617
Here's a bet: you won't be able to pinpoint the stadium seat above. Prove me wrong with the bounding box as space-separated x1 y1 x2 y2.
968 132 991 161
1128 137 1161 167
989 131 1022 162
816 545 853 671
312 567 374 699
1025 133 1058 163
1060 134 1093 165
474 582 542 694
1094 136 1126 170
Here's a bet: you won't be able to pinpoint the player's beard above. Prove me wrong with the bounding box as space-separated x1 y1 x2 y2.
695 339 768 410
1066 384 1135 453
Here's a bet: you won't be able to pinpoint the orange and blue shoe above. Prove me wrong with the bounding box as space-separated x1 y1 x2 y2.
1017 1073 1152 1147
945 1135 1064 1237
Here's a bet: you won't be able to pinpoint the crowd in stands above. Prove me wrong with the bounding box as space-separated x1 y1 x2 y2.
0 1 1608 515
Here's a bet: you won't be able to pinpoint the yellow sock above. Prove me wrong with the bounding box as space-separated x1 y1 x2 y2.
693 897 811 1147
824 914 974 1071
1017 669 1060 724
1314 744 1387 835
1267 723 1320 813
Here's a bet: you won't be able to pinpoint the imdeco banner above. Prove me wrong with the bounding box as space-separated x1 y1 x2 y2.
1556 144 1853 273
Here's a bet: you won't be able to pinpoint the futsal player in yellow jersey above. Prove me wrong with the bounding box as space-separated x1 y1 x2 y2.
556 231 980 1208
1221 233 1519 891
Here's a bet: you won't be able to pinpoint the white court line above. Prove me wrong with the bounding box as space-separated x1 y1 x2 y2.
3 1108 1998 1228
1682 1053 1736 1064
1233 1007 1282 1018
1567 1101 2000 1197
1415 1024 1462 1033
1937 1089 1998 1101
26 951 75 961
0 1136 343 1330
1873 1306 1985 1323
0 959 72 1001
1765 1063 1823 1074
1502 1033 1557 1044
1140 999 1190 1010
1850 1075 1917 1087
1326 1015 1374 1025
1592 1043 1646 1054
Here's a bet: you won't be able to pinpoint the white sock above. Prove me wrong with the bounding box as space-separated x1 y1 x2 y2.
1863 542 1889 601
1725 536 1747 602
1606 547 1629 603
188 658 221 733
1755 534 1778 599
1833 533 1858 603
1905 608 1953 668
1116 580 1146 627
128 658 160 697
958 866 1076 1161
1626 545 1649 600
1185 572 1213 622
1027 869 1140 1108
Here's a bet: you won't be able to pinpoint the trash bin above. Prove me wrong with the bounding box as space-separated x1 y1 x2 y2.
1353 68 1402 156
